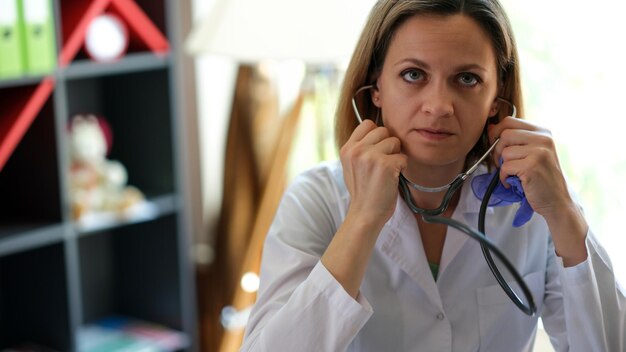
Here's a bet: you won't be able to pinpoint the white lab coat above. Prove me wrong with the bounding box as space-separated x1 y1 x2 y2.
241 161 626 352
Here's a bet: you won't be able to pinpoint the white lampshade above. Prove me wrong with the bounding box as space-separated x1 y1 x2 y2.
185 0 377 65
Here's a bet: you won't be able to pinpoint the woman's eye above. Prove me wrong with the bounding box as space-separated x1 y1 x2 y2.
458 73 480 87
402 69 424 83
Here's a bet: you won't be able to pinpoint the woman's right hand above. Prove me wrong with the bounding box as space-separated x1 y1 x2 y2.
340 119 407 229
322 120 406 298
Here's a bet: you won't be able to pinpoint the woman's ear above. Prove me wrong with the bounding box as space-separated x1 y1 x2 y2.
489 103 499 117
489 100 499 117
370 81 381 108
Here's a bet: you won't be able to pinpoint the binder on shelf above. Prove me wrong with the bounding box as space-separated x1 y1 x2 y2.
0 0 26 79
18 0 57 75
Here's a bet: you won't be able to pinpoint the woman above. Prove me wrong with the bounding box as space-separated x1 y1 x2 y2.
241 0 625 351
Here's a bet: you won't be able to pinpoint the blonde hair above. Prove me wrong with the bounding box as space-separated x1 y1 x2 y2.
335 0 524 167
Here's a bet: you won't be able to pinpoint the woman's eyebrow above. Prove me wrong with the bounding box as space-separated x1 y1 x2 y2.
455 63 488 73
394 58 430 69
393 58 489 73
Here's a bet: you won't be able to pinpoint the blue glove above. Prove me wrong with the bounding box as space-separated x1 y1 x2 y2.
471 168 534 227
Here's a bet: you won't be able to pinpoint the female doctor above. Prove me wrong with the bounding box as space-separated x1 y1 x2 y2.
241 0 626 351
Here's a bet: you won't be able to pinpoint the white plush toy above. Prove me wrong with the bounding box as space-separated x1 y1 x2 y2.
68 114 144 220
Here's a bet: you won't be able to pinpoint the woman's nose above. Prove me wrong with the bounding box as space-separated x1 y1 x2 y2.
420 82 454 117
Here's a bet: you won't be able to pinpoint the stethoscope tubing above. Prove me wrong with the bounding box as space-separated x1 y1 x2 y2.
477 167 537 316
399 174 537 316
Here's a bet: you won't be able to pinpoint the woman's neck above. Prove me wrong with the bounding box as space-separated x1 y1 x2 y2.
403 161 465 210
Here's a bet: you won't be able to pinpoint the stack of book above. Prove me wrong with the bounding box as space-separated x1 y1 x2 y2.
0 0 56 80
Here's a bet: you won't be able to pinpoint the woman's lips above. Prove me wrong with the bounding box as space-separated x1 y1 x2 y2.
416 128 454 141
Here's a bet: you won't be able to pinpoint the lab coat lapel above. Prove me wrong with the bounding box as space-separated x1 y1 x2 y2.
378 196 443 308
438 174 494 279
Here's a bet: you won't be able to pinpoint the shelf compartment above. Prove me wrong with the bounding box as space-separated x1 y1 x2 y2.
0 243 71 351
0 79 55 171
78 214 184 330
65 68 175 199
0 91 62 236
59 0 169 66
132 0 167 39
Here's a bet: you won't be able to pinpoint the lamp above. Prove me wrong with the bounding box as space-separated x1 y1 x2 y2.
185 1 375 350
185 0 375 64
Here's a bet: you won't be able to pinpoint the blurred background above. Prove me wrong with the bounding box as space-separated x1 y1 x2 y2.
0 0 624 351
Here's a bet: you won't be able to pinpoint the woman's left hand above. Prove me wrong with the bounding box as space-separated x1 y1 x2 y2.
488 116 588 265
488 116 571 218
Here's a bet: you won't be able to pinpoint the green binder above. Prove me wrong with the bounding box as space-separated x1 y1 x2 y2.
18 0 57 75
0 0 26 79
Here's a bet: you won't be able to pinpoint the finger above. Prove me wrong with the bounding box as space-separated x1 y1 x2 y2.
487 116 516 142
500 144 531 163
499 158 527 187
341 128 395 171
347 119 378 144
374 136 402 155
488 116 544 143
492 129 543 161
387 153 408 176
360 126 392 146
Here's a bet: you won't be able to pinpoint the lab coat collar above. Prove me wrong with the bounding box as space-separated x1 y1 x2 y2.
376 166 495 306
455 164 494 216
379 197 444 307
441 166 498 280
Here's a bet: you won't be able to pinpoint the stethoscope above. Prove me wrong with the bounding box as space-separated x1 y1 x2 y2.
352 85 537 316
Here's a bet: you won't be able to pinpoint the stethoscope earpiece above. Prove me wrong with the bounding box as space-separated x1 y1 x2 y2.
351 84 376 124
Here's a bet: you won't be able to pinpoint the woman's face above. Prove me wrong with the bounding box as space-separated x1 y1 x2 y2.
372 14 499 169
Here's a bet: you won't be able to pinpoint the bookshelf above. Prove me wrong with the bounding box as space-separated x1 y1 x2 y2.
0 0 198 351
